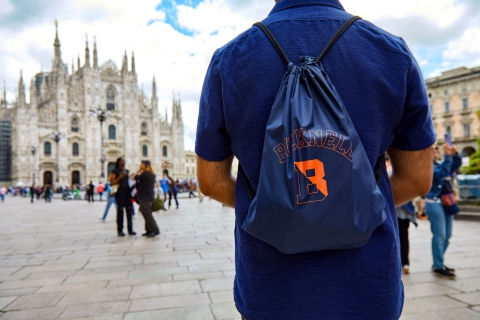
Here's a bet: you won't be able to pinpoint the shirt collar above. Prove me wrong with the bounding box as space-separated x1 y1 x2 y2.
270 0 345 15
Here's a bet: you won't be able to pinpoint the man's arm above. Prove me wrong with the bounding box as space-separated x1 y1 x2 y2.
197 155 236 208
387 146 434 207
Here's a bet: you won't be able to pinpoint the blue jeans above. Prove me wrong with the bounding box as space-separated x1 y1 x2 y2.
0 194 4 202
102 196 118 220
426 202 454 270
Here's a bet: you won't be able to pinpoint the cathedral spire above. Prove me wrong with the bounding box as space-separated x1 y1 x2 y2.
18 69 25 104
77 53 80 70
84 34 90 68
131 51 136 74
121 50 128 76
53 20 61 62
152 76 156 99
93 36 98 69
72 57 75 74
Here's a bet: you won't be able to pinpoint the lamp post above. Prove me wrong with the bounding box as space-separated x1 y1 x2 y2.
48 132 65 184
90 108 109 179
30 146 36 185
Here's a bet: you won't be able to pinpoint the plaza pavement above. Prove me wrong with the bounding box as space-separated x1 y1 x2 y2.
0 196 479 320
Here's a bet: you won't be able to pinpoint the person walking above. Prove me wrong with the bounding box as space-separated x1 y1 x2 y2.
133 160 160 238
396 201 417 275
425 144 462 278
99 183 118 221
0 186 6 202
196 179 203 203
108 157 136 236
196 0 435 318
87 181 95 203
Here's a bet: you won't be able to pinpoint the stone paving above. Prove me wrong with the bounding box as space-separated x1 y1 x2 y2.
0 196 479 319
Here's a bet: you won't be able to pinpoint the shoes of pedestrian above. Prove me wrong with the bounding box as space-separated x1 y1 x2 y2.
431 265 456 273
434 267 455 279
146 233 157 238
176 206 179 209
98 217 105 221
118 232 126 237
142 232 149 236
402 265 410 275
129 231 137 236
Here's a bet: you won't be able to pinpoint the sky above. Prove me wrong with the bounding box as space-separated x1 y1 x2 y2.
0 0 479 151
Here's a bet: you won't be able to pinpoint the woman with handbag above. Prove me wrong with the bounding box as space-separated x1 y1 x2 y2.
425 144 462 279
108 157 136 236
134 160 160 238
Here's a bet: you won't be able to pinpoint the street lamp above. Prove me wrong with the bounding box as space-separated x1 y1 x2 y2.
90 108 112 179
48 132 65 184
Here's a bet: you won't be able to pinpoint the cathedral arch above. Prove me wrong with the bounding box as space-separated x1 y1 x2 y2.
106 86 116 111
44 142 52 156
108 125 116 140
71 117 79 132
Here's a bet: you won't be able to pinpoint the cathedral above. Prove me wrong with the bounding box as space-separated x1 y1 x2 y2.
0 22 186 186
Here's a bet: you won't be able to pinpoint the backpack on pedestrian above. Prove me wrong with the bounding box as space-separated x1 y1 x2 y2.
242 16 386 254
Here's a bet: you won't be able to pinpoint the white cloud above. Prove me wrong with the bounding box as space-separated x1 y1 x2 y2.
0 0 478 150
341 0 465 29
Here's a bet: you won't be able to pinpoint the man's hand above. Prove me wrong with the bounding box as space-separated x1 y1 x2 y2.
387 146 433 207
197 155 236 208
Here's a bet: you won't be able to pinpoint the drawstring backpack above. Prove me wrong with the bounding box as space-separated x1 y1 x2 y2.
242 16 386 254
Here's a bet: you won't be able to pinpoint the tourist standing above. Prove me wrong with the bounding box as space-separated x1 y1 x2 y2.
97 182 105 201
425 144 462 278
134 161 160 238
87 181 95 203
108 157 136 236
159 174 169 210
396 201 417 274
99 183 118 221
163 169 178 209
188 179 197 198
0 186 6 202
30 184 35 203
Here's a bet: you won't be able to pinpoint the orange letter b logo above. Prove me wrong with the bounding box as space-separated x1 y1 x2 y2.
294 159 328 204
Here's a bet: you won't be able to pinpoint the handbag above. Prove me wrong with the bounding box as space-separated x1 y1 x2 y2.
440 180 460 215
152 187 164 212
109 184 119 195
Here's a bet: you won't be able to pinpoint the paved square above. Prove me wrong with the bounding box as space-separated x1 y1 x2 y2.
0 196 479 319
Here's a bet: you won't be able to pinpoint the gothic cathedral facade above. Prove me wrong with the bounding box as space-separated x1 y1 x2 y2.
0 23 186 186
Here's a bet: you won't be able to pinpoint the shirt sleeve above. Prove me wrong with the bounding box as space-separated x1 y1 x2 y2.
195 50 233 161
390 42 437 150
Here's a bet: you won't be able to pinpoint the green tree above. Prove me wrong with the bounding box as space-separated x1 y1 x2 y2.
462 111 480 174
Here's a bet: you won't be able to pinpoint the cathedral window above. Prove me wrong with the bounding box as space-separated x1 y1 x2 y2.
72 143 79 156
71 117 79 132
142 145 148 157
141 123 147 136
109 125 116 139
107 88 115 111
44 142 52 156
163 146 168 157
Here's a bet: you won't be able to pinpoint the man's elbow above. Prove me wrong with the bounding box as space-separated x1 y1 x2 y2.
416 179 432 196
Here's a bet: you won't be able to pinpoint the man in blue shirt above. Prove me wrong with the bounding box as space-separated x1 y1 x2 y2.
196 0 435 318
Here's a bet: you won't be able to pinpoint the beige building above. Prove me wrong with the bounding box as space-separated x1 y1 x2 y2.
185 151 197 178
0 23 186 186
426 66 480 157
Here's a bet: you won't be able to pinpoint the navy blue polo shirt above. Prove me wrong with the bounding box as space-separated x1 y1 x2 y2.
196 1 435 319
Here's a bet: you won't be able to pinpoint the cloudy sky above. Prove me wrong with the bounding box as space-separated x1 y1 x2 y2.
0 0 479 151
